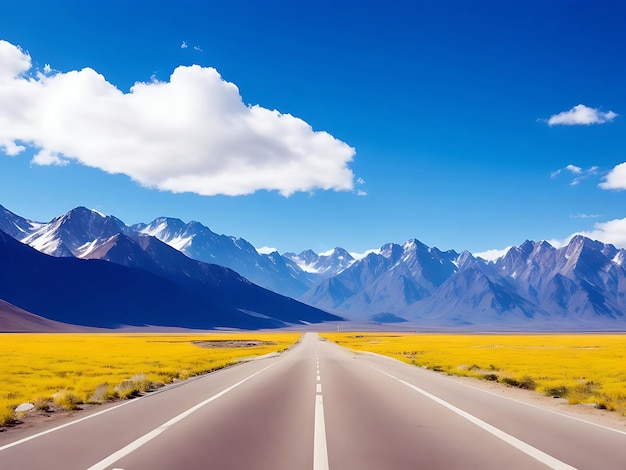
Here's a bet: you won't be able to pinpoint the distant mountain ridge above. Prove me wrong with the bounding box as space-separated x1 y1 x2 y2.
2 203 626 330
304 236 626 330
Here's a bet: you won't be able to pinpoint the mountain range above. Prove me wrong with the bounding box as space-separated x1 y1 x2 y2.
0 205 341 330
304 236 626 330
2 203 626 331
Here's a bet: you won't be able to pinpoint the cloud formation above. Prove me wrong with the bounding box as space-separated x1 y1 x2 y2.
599 162 626 191
550 164 598 185
568 218 626 249
0 40 355 196
570 213 601 219
546 104 618 126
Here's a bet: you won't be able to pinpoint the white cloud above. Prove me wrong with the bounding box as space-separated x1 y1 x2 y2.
599 162 626 191
474 247 511 261
570 213 601 219
0 41 30 79
180 41 188 49
565 217 626 248
193 46 203 52
0 138 25 156
256 246 278 255
0 40 356 196
32 149 68 166
546 104 618 126
550 164 598 185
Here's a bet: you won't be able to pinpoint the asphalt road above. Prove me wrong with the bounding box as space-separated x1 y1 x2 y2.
1 332 625 469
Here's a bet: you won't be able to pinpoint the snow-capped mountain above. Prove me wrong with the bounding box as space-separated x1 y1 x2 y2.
300 239 459 319
302 236 626 329
13 206 127 258
284 248 355 276
492 236 626 322
0 204 317 298
132 217 316 297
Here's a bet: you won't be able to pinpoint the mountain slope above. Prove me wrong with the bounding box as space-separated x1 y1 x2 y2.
0 204 42 240
83 231 342 326
0 229 339 329
0 299 90 332
301 239 459 320
414 251 550 327
133 217 316 297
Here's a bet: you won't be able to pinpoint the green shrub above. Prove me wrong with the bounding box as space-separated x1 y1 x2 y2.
501 377 520 387
545 385 569 398
519 376 537 390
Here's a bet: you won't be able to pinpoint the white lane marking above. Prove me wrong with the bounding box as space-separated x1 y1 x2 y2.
317 384 322 393
317 375 321 381
377 369 576 470
458 379 626 436
0 399 136 452
313 395 329 470
86 362 276 470
365 348 626 436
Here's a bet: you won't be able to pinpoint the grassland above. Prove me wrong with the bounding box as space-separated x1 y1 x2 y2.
321 333 626 415
0 332 300 426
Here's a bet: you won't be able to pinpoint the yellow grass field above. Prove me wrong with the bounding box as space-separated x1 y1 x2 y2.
0 332 300 425
321 333 626 415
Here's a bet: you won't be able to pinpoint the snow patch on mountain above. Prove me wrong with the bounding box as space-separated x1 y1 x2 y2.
23 228 62 255
474 246 512 261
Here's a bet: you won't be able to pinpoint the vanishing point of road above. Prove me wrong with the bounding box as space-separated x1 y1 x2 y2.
1 333 625 469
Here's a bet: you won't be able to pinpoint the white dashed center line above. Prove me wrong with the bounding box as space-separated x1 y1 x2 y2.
314 353 329 470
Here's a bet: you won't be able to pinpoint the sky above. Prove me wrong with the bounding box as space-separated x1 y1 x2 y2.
0 0 624 258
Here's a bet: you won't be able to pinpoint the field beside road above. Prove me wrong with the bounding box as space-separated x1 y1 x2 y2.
0 332 300 425
321 332 626 415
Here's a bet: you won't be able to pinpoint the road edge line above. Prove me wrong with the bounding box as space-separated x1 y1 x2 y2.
376 369 577 470
86 362 276 470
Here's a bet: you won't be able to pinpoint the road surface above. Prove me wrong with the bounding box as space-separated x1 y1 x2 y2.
1 332 625 469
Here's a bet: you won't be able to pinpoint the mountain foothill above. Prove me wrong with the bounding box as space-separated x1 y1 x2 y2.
1 203 625 331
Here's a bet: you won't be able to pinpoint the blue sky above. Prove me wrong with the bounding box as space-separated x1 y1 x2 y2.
0 0 624 257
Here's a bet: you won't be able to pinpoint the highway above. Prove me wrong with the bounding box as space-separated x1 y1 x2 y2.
1 332 625 469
